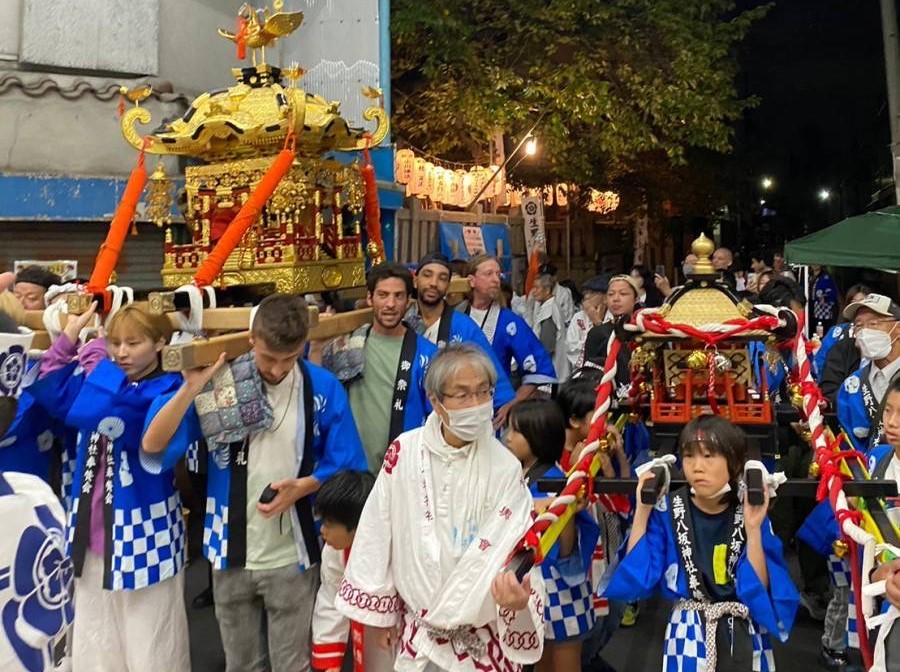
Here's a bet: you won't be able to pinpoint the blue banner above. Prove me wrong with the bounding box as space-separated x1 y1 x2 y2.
438 222 511 273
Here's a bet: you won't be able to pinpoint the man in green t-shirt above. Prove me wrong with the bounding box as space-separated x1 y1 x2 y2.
323 264 438 471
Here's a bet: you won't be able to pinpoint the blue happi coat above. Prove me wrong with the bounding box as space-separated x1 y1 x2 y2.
142 358 367 571
837 363 883 452
322 324 438 440
0 392 56 482
605 493 798 672
30 358 186 591
814 324 851 378
528 464 601 641
459 302 557 386
0 393 78 512
404 303 516 410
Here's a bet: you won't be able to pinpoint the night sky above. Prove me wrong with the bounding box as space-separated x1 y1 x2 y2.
734 0 892 243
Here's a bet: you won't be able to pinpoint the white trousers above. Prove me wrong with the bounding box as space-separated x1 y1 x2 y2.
72 553 190 672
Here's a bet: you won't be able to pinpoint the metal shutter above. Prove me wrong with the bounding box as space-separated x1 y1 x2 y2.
0 222 165 290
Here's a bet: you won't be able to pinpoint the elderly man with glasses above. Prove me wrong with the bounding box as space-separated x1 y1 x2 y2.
837 293 900 452
336 343 545 672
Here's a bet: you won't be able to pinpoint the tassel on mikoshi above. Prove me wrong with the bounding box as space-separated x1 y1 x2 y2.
86 140 150 294
361 139 385 265
236 16 248 60
193 142 296 288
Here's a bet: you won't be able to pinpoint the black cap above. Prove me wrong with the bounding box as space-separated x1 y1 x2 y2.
581 274 611 294
416 252 452 274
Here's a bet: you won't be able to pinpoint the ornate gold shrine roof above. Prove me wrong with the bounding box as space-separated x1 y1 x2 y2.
119 5 387 162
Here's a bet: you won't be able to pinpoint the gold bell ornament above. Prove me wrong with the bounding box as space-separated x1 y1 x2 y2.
687 350 708 370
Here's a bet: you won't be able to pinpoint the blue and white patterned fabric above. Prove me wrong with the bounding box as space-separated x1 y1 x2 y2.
0 393 56 482
403 303 516 410
458 302 557 386
847 585 859 650
837 363 881 452
544 558 596 640
813 324 850 379
30 359 187 591
0 471 74 672
828 554 851 589
605 493 798 671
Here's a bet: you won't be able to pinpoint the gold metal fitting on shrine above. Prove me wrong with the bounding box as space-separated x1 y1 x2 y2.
832 539 849 559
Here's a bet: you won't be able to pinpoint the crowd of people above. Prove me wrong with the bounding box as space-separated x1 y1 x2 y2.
0 245 898 672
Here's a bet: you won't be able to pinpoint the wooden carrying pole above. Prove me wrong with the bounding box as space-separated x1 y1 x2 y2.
159 306 381 371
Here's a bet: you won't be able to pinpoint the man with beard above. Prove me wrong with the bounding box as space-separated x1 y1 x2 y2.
457 254 557 411
403 252 516 426
322 263 438 471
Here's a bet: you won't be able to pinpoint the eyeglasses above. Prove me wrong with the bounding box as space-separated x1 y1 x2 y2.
441 387 494 404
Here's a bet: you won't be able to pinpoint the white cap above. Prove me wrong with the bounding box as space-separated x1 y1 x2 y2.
842 293 900 321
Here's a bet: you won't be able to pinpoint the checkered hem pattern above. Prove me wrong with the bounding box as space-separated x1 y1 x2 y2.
543 562 596 641
110 492 186 590
828 553 851 588
203 497 229 570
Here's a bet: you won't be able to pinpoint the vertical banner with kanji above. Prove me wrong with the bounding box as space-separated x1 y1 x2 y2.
521 196 546 259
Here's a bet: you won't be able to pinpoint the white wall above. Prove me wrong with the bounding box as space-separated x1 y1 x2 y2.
282 0 381 127
0 0 22 61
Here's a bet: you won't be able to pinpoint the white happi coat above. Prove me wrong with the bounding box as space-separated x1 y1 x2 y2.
335 412 545 671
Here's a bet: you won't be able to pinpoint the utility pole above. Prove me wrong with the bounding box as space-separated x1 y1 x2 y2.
880 0 900 204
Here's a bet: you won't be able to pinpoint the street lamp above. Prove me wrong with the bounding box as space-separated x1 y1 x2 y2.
818 188 832 202
761 176 774 190
524 138 538 156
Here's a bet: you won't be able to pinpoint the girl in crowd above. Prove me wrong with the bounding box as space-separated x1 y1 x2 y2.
505 399 600 672
31 303 189 672
606 415 799 670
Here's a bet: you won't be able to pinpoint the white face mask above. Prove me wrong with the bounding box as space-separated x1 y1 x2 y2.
856 326 897 361
440 400 493 442
682 264 694 277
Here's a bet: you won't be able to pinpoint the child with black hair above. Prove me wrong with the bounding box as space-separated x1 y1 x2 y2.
557 377 631 670
506 399 600 672
606 415 799 671
312 470 377 672
557 377 629 478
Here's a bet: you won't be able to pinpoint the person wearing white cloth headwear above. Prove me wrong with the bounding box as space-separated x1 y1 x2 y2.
335 343 545 671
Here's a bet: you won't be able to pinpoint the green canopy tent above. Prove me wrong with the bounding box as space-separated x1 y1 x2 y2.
784 205 900 269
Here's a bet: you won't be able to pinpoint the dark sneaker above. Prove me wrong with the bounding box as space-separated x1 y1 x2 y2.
818 645 863 671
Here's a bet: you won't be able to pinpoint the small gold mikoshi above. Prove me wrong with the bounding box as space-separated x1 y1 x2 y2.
808 461 821 478
687 350 708 370
832 539 849 559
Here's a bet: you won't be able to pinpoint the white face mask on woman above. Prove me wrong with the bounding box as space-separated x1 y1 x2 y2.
440 400 493 442
856 326 897 361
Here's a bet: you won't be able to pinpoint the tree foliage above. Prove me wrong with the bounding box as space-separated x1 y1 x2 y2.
391 0 770 189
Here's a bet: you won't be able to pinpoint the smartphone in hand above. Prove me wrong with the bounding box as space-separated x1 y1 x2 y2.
654 264 666 278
